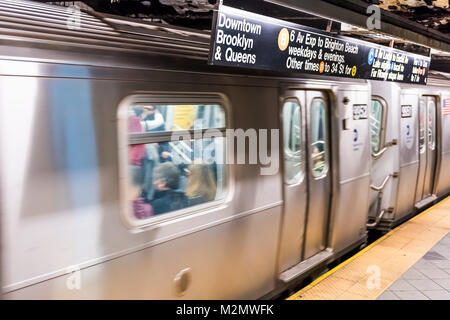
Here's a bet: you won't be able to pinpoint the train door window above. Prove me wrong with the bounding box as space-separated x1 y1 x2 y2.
419 99 426 154
282 100 303 185
310 98 328 178
428 98 436 151
120 96 228 227
370 99 385 153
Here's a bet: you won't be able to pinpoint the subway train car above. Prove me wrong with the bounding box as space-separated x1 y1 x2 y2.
0 0 449 299
368 74 450 231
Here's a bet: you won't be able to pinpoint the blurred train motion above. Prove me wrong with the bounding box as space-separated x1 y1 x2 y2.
0 0 449 299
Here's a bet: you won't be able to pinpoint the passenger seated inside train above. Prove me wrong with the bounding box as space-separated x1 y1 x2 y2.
184 161 217 207
150 162 188 215
130 177 154 220
130 160 220 218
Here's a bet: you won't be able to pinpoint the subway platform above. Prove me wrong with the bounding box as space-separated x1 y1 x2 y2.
288 196 450 300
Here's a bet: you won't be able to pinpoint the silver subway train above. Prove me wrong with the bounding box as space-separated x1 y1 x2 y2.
0 0 449 299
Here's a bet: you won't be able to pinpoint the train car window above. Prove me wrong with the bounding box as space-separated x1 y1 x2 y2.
123 100 227 226
428 99 436 151
419 99 426 154
282 100 303 185
310 98 328 178
370 99 384 153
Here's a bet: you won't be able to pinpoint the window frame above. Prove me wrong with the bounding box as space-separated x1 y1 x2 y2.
281 98 304 186
117 93 231 230
370 96 388 155
310 97 329 179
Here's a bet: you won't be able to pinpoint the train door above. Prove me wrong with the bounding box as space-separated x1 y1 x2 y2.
279 90 331 272
368 97 391 222
278 94 307 272
304 91 331 259
415 96 438 203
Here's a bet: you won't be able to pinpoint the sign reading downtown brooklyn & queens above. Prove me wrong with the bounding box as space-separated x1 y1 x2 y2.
208 4 430 84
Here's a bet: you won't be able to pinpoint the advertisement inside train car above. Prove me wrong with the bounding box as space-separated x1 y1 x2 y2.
208 4 430 84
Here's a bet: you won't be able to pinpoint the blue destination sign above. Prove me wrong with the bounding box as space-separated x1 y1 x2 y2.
208 4 430 84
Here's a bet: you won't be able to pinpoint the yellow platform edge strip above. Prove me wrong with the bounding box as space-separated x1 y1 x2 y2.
287 195 450 300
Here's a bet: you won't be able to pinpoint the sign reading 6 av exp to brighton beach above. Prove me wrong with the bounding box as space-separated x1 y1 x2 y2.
208 4 430 85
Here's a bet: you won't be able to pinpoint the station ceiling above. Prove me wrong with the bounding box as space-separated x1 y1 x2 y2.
39 0 450 33
37 0 450 70
378 0 449 34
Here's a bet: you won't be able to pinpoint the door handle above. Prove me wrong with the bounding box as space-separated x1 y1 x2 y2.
371 139 397 159
370 172 398 192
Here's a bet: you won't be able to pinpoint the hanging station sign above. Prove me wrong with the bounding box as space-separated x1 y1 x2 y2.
208 4 430 85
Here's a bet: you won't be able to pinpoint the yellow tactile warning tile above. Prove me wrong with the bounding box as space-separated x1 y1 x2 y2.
288 196 450 300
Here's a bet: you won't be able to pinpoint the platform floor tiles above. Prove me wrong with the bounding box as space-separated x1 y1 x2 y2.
377 233 450 300
288 196 450 300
